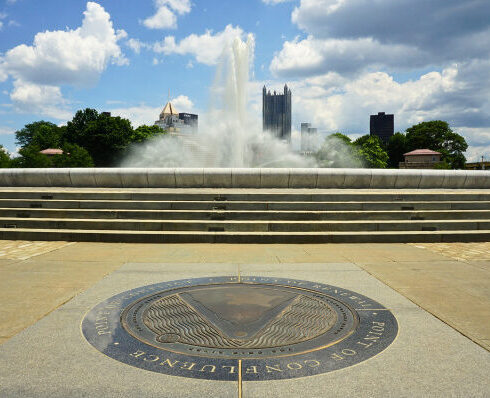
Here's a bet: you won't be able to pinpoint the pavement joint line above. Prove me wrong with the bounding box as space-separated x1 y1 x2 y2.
4 288 84 344
355 261 490 352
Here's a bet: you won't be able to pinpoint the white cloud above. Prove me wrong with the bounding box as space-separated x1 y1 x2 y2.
10 80 72 120
154 25 247 65
126 38 145 54
0 2 127 87
270 36 424 77
143 0 191 30
0 126 15 136
0 2 127 120
110 96 194 127
279 0 490 78
267 0 490 162
462 138 490 162
280 62 489 161
171 95 194 112
110 105 161 127
290 68 459 133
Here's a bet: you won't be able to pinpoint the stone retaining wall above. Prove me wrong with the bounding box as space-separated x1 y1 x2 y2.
0 168 488 189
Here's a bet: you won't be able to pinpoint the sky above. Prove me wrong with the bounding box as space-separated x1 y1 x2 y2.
0 0 489 161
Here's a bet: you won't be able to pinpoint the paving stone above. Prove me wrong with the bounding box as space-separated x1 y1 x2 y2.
0 240 489 397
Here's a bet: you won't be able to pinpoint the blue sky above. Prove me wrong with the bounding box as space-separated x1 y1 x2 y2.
1 0 489 161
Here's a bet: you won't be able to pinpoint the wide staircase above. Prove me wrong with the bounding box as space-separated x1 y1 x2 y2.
0 188 489 243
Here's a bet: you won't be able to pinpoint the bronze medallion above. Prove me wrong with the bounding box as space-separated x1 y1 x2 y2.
82 276 398 380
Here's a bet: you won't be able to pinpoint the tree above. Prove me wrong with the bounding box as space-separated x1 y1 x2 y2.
84 114 134 166
15 121 63 149
329 132 352 146
315 133 363 168
0 146 11 168
353 135 389 168
405 121 467 169
386 132 408 168
65 109 134 166
52 143 94 167
64 108 99 145
130 125 166 143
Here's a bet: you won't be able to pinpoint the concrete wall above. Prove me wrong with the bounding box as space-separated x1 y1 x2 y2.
0 168 488 189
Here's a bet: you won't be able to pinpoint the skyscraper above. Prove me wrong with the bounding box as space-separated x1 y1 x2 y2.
301 122 318 153
370 112 394 144
263 85 291 142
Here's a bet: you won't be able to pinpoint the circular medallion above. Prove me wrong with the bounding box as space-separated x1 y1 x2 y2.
82 276 398 380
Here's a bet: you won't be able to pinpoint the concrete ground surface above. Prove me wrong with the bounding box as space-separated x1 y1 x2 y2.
0 241 489 397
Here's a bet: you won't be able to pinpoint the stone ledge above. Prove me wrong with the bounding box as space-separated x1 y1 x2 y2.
0 168 489 189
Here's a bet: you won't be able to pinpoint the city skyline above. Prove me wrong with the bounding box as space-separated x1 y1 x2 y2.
0 0 489 161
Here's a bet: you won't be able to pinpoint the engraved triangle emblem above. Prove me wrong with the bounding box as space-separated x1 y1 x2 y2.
179 285 298 340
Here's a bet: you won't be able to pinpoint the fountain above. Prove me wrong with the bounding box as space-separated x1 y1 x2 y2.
121 35 312 168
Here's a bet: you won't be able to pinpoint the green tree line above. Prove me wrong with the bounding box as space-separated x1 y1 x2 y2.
315 120 468 169
0 113 467 169
2 108 166 168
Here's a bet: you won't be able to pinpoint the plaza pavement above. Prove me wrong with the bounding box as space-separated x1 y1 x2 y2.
0 241 489 397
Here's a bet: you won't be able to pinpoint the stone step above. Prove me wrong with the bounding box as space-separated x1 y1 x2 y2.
0 199 488 211
1 189 490 202
2 208 490 221
0 227 489 243
0 217 489 232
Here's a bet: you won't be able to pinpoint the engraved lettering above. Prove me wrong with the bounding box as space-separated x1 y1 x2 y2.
160 359 180 367
143 355 159 362
199 365 216 373
356 321 386 349
357 341 373 348
221 366 236 374
266 365 283 373
287 362 302 370
341 349 356 356
180 362 196 371
245 366 258 374
304 360 321 367
130 350 146 358
331 353 344 361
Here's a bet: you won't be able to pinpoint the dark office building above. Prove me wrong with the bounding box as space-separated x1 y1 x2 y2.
263 85 292 142
370 112 394 144
179 113 198 130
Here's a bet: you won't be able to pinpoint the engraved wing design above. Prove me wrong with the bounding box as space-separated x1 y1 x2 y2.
143 293 337 348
